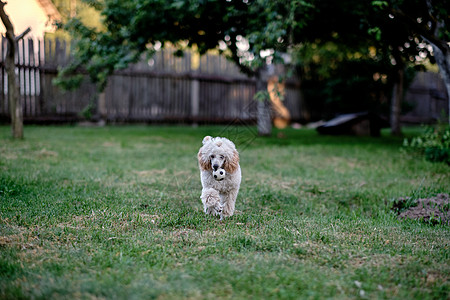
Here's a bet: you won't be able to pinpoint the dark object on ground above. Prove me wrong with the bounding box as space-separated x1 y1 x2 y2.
317 112 388 137
394 193 450 225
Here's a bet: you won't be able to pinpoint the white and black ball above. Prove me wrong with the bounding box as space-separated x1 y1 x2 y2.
213 168 226 181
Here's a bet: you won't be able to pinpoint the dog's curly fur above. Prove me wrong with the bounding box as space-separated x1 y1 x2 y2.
198 136 241 219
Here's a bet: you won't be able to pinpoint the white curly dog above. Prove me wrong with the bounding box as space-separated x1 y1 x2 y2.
198 136 241 219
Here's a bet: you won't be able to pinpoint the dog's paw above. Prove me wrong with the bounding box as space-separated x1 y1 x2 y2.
205 201 223 219
201 188 224 219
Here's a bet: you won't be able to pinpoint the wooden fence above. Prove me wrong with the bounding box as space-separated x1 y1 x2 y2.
0 37 305 124
1 37 447 125
403 71 449 123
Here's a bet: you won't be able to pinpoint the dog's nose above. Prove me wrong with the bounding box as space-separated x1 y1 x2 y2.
213 164 219 171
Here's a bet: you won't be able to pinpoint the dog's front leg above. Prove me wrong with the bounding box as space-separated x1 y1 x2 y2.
221 189 238 217
201 188 222 217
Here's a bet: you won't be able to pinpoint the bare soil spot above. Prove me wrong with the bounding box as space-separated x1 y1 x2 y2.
394 193 449 225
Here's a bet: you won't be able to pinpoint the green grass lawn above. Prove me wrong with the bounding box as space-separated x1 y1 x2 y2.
0 125 449 299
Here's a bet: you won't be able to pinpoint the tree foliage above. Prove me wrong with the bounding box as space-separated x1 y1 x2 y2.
57 0 312 91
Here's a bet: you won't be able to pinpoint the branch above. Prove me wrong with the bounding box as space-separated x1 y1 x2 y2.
0 0 15 43
425 0 438 27
15 27 31 41
389 7 448 54
0 2 31 42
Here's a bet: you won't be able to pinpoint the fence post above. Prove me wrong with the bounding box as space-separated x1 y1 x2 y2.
98 92 106 120
256 65 273 136
190 51 200 126
38 39 44 114
191 79 199 125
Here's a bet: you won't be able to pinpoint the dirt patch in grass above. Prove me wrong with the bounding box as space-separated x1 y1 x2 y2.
395 193 449 225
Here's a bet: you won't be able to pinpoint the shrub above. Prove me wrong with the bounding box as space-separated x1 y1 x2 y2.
403 123 450 165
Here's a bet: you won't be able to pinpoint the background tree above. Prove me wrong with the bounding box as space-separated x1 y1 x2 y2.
290 0 444 135
378 0 450 125
0 1 30 139
57 0 312 136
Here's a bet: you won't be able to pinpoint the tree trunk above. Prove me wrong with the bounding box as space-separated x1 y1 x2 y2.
428 39 450 124
390 52 404 136
0 1 23 139
256 66 272 136
425 1 450 124
6 47 23 139
434 48 450 124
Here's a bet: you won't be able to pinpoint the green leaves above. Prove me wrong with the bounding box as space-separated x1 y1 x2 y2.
403 124 450 164
371 0 388 9
368 27 382 41
254 90 270 102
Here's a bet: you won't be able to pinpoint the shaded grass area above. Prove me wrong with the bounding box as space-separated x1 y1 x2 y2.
0 125 449 299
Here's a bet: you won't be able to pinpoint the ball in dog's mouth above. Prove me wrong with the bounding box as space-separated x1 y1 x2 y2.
213 168 226 181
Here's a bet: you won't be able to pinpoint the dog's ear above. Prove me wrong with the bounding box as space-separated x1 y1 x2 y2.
223 149 239 174
202 136 212 145
198 149 211 171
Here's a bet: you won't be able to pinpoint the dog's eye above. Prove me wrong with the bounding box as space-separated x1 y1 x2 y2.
211 155 215 159
220 155 224 159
